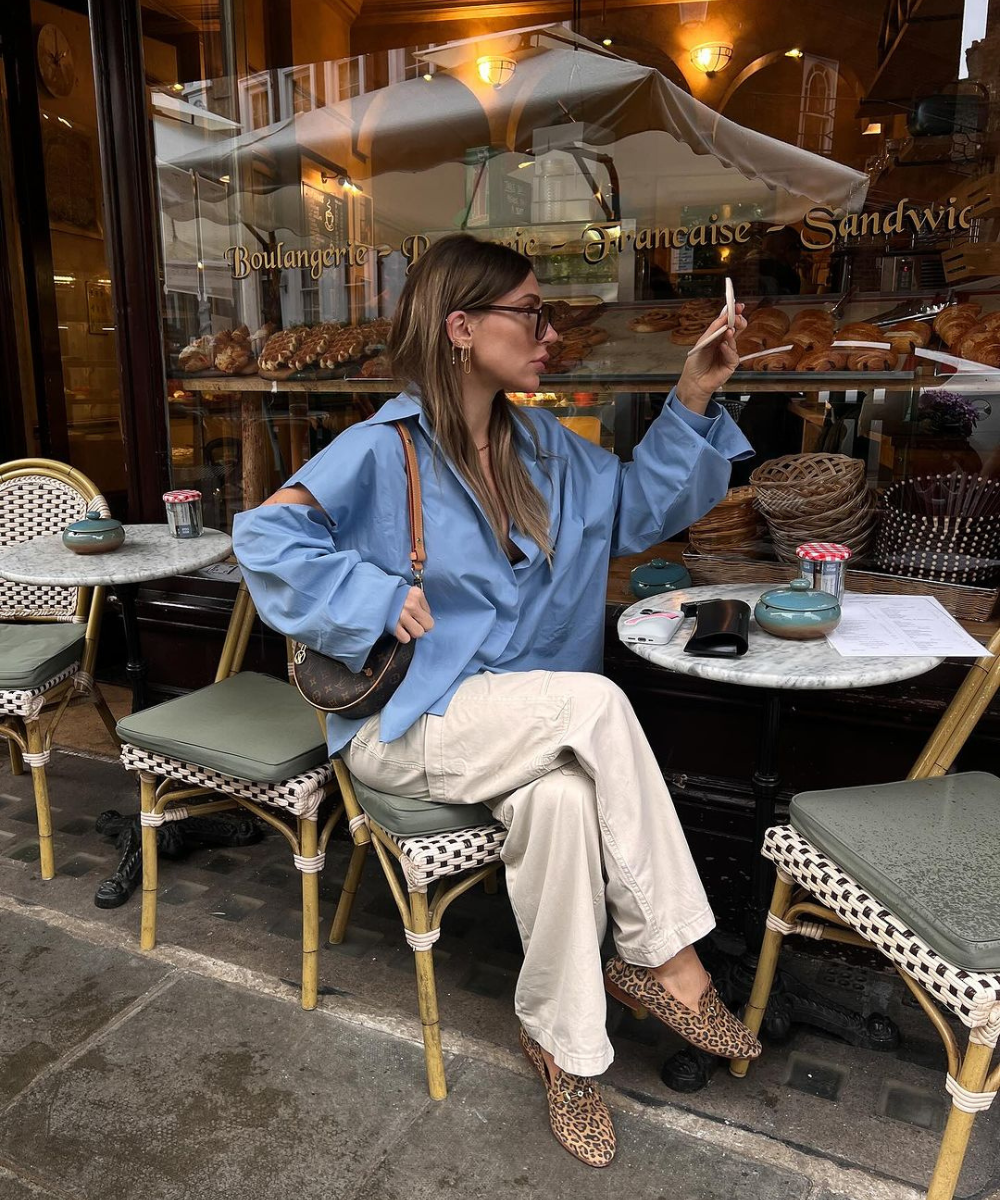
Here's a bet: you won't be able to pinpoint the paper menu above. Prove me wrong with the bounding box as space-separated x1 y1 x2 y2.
826 595 990 658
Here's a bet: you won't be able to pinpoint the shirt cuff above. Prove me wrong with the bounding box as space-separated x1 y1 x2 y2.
667 391 721 437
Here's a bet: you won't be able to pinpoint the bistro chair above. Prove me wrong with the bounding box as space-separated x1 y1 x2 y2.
330 760 506 1099
0 458 120 878
116 581 361 1009
731 626 1000 1200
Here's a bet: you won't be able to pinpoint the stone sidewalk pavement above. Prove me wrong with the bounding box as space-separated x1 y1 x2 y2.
1 899 920 1200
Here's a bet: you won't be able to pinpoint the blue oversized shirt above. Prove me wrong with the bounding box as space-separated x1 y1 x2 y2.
232 390 753 752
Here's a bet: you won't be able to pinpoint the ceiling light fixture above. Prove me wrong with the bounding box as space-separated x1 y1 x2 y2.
422 73 433 81
476 55 516 89
785 48 804 59
689 42 733 75
602 38 613 47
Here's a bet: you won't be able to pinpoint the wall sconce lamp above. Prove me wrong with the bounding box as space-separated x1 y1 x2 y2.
689 42 733 76
320 171 362 193
862 122 882 136
476 55 516 88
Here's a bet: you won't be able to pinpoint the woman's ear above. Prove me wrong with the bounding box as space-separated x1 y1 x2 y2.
445 310 473 347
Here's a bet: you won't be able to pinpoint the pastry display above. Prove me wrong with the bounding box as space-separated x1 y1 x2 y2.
259 328 306 378
746 306 790 338
627 308 679 333
754 346 803 372
670 298 719 345
846 347 898 371
214 325 256 375
882 321 931 355
178 339 213 374
549 300 606 333
934 303 981 347
797 347 848 371
955 329 1000 368
834 322 883 343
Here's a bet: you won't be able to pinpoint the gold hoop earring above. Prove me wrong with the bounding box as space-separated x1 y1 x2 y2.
461 344 472 375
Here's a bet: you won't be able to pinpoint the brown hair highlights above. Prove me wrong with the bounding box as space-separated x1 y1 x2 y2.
387 233 553 561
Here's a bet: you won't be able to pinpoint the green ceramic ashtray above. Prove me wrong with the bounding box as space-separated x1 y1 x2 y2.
754 578 841 640
629 558 692 599
62 511 125 555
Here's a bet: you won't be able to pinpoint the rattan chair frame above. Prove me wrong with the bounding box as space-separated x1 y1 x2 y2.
0 458 120 878
330 758 503 1100
731 625 1000 1200
122 584 352 1009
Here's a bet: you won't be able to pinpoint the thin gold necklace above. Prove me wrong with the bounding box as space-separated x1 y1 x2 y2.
477 442 489 452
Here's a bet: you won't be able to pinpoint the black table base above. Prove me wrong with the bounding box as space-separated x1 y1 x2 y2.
656 689 898 1093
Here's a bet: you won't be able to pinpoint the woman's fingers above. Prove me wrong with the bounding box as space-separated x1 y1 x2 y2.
395 586 434 642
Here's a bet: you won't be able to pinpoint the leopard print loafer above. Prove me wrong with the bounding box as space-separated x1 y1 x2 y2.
604 955 761 1060
518 1028 616 1168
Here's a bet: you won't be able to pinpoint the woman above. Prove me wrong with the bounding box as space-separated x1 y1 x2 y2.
233 233 757 1168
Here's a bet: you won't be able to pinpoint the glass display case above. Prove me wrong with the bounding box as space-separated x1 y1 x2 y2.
147 6 1000 621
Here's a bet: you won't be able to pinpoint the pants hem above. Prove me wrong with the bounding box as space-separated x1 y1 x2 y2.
615 907 716 969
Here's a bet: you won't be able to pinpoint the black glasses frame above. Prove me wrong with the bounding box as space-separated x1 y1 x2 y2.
470 303 554 341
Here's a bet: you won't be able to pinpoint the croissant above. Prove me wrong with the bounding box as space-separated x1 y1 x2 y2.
934 304 981 347
744 325 789 349
755 346 804 372
797 347 847 371
846 347 898 371
955 330 1000 368
793 308 836 325
786 324 832 352
836 322 882 342
884 320 931 352
747 307 789 336
736 334 768 358
978 312 1000 332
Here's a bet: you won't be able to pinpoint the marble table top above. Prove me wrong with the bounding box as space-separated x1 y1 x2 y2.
617 583 943 691
0 525 232 588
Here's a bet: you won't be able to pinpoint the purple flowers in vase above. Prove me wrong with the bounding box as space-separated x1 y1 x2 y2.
918 390 991 438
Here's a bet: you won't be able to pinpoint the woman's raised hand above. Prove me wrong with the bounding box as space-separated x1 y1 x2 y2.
675 302 747 412
394 586 434 643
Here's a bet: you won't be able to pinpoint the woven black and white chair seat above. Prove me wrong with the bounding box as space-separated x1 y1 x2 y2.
764 825 1000 1036
1 663 82 720
373 819 507 893
120 744 337 822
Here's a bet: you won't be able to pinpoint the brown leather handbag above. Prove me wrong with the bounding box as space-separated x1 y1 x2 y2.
291 421 425 719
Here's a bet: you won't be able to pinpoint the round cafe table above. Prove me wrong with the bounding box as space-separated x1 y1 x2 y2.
0 525 232 712
0 525 234 907
617 582 942 1091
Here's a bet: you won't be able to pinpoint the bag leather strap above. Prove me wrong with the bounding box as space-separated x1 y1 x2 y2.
392 421 425 586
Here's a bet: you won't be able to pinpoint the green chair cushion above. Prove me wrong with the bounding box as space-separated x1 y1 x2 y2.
790 771 1000 971
350 773 495 837
0 623 85 690
117 672 328 783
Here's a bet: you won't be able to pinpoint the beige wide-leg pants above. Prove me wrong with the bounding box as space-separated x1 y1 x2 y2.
344 670 715 1076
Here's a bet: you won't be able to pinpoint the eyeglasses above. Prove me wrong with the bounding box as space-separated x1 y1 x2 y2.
470 303 554 341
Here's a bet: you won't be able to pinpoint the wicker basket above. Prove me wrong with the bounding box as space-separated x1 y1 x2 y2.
689 486 764 554
682 544 999 622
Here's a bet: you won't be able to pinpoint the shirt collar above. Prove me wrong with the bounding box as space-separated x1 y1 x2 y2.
367 391 538 461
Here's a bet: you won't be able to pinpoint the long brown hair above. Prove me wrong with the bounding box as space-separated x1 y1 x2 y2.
387 233 553 561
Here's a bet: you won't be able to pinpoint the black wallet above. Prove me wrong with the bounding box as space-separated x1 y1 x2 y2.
680 599 751 658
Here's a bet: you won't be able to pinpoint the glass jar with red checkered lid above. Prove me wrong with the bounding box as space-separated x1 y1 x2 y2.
795 542 851 602
163 489 203 539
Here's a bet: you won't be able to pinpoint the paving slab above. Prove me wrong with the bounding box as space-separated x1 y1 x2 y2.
0 966 438 1200
353 1057 812 1200
0 904 169 1108
2 751 999 1198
